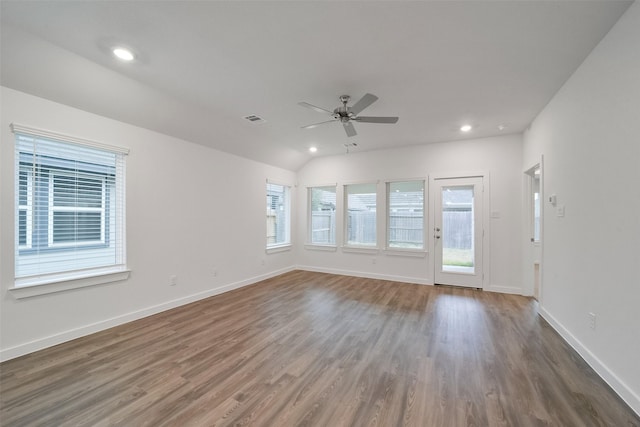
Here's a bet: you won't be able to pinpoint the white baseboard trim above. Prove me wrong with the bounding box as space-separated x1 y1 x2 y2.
0 266 295 362
486 284 524 295
539 306 640 417
296 265 433 286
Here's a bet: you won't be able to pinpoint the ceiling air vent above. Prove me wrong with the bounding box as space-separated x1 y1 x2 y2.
243 114 267 125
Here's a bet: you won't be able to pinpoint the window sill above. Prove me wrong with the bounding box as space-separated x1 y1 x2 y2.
10 267 130 299
341 246 379 255
304 244 338 252
384 248 428 258
266 244 292 254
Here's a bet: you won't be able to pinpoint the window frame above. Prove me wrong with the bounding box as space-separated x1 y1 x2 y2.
10 123 129 299
307 185 337 248
266 180 292 251
385 179 426 253
343 182 378 250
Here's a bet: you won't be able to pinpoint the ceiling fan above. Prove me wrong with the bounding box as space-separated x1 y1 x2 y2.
299 93 399 137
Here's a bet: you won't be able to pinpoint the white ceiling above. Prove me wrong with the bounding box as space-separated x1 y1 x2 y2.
0 1 632 171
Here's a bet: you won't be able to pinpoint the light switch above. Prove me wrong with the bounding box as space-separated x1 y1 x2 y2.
557 205 565 217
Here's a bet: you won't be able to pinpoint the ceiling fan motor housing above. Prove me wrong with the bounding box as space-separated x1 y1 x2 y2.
334 95 353 121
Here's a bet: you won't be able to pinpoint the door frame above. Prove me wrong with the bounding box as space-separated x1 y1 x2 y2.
428 172 490 289
523 156 544 301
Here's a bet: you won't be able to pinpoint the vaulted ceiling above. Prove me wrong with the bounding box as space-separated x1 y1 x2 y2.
1 1 632 170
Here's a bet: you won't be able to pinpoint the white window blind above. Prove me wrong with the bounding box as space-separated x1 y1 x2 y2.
387 180 425 249
309 186 336 245
266 181 290 247
13 126 127 286
345 183 377 247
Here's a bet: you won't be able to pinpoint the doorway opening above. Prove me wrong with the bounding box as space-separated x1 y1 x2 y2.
524 161 543 300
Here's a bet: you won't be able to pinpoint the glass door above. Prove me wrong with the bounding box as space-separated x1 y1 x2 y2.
433 177 483 288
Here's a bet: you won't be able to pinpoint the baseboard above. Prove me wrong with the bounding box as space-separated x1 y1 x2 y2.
539 306 640 417
486 284 524 295
0 266 295 362
296 265 433 286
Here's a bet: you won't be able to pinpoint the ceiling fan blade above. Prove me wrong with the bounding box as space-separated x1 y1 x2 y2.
298 102 333 114
354 116 399 124
350 93 378 115
301 119 336 129
343 121 357 137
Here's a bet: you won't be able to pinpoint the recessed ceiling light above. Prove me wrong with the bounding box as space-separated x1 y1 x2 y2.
498 124 506 131
309 146 318 153
460 124 472 132
113 47 134 61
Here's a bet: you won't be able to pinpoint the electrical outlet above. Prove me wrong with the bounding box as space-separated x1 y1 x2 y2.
170 275 177 286
261 259 265 266
589 312 596 330
371 258 377 265
212 268 218 277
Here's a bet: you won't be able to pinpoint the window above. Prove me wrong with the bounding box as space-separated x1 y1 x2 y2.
266 182 290 248
387 180 425 250
308 186 336 245
13 125 128 288
345 183 377 247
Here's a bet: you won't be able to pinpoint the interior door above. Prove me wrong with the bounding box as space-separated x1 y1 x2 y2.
433 177 483 288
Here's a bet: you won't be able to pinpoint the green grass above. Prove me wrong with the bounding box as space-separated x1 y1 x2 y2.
443 248 474 267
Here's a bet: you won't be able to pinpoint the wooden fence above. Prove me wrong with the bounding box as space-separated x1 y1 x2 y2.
310 209 472 249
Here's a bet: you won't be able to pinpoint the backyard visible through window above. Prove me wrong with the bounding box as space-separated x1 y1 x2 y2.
387 181 424 249
441 186 474 273
266 182 290 247
309 186 336 245
345 183 377 247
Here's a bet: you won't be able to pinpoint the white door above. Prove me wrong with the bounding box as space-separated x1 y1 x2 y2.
433 177 483 288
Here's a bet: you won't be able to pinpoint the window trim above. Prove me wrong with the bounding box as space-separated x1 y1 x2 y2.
11 123 129 294
343 182 378 249
9 267 130 299
385 179 426 252
266 179 292 249
307 184 337 247
10 124 130 155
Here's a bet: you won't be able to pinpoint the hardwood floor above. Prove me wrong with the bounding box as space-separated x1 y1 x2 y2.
1 270 638 426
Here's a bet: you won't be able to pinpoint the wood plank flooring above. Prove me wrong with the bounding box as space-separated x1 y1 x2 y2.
1 270 638 426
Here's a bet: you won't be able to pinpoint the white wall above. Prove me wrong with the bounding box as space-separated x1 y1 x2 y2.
295 134 523 293
0 87 296 360
523 1 640 414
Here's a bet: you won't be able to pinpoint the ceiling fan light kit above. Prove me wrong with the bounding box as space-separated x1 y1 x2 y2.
299 93 399 137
